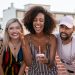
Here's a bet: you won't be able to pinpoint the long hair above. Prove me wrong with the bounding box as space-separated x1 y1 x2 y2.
23 6 56 35
3 18 23 48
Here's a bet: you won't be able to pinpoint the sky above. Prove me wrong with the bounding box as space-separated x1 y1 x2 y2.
0 0 75 17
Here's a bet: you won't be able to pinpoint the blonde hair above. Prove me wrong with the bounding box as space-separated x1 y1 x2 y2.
3 18 23 48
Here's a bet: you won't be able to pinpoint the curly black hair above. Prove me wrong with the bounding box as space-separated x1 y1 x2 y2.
23 6 56 35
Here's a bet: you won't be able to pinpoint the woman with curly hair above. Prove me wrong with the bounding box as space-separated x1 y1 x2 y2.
20 6 58 75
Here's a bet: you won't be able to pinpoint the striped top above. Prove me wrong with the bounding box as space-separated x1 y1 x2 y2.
28 40 57 75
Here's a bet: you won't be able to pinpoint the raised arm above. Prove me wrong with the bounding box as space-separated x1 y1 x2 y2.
18 61 26 75
19 31 32 66
48 34 57 67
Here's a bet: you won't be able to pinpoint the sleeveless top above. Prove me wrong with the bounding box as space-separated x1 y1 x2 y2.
28 38 57 75
57 34 75 72
2 46 23 75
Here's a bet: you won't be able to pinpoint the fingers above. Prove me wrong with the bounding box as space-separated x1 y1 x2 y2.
39 45 41 54
18 31 24 40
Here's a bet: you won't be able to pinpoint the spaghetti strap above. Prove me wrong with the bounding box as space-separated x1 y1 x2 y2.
28 40 57 75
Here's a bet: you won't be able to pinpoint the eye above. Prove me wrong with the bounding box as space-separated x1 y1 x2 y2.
34 19 37 22
16 26 21 29
9 27 13 30
39 19 44 22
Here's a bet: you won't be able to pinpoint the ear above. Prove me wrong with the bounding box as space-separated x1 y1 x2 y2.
72 26 75 32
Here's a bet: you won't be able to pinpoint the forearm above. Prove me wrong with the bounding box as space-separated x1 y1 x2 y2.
20 35 32 66
0 65 4 75
22 42 32 66
18 62 26 75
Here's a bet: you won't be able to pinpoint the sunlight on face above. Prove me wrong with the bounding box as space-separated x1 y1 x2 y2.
59 25 73 40
8 22 22 40
33 13 45 34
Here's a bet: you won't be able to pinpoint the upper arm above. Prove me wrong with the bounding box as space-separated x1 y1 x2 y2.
49 34 57 61
22 34 32 66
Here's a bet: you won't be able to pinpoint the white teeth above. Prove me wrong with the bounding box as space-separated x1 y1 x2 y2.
61 34 66 37
13 34 18 36
35 26 40 28
35 26 41 30
62 34 65 36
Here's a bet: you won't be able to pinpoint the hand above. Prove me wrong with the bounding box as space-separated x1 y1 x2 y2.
36 54 48 64
18 31 24 41
36 46 48 64
18 31 26 46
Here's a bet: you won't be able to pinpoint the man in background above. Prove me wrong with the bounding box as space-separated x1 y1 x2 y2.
57 15 75 75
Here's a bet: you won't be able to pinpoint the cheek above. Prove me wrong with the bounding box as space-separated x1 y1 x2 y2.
7 30 12 35
67 29 73 33
59 29 62 33
21 29 23 33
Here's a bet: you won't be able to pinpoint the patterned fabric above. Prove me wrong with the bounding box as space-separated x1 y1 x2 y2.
28 41 58 75
0 38 3 54
2 46 23 75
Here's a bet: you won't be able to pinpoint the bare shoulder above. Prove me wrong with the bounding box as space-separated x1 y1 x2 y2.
47 34 57 46
24 34 31 41
49 34 57 41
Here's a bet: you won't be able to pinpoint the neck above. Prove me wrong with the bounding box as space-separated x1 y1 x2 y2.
35 33 44 38
62 37 72 45
9 39 21 50
10 39 20 44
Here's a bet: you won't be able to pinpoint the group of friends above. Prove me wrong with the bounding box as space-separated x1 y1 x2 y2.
0 6 75 75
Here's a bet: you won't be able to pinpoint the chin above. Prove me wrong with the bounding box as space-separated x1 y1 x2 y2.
12 37 19 40
61 37 69 41
36 31 41 34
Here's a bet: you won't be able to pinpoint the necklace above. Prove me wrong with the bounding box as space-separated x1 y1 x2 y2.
13 44 17 50
60 38 73 65
9 42 21 62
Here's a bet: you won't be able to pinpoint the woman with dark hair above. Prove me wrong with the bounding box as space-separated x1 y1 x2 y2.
20 6 57 75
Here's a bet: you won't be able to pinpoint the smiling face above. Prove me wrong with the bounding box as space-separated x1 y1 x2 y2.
33 13 45 34
59 25 73 40
7 22 22 40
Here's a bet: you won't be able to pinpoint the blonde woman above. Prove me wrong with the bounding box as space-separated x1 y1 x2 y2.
1 18 26 75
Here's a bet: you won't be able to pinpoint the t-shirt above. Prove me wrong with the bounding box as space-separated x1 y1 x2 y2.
57 34 75 72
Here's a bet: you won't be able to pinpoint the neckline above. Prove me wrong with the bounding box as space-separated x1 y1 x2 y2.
9 46 22 62
30 41 50 54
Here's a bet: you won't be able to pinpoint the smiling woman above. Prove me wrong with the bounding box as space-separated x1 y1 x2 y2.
1 18 26 75
20 6 58 75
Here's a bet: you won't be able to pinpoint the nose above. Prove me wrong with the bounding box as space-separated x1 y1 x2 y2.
62 28 66 32
37 20 40 24
60 26 66 32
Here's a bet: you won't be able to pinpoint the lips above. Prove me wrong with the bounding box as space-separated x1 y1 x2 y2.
12 33 18 36
60 33 67 38
35 25 41 31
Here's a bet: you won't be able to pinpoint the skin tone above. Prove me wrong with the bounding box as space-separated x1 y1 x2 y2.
6 22 26 75
59 25 74 44
0 38 4 75
32 13 48 64
19 13 57 67
8 22 22 61
0 55 4 75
